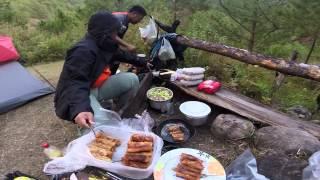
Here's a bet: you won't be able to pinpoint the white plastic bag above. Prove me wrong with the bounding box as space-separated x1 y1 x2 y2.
303 151 320 180
158 38 176 61
44 112 163 179
121 110 155 132
182 74 204 81
139 18 158 44
179 67 206 75
180 79 203 87
226 149 269 180
170 72 204 81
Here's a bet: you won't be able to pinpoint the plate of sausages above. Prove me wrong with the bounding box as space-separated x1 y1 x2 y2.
154 148 226 180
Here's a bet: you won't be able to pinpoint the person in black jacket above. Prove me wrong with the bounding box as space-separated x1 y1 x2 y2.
54 11 148 128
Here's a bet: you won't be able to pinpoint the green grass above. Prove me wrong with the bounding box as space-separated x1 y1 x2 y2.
10 0 80 19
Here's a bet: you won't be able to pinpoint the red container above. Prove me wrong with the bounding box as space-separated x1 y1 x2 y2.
197 80 221 94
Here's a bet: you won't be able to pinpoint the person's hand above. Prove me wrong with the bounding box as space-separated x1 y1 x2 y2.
127 44 136 53
74 112 94 128
146 62 153 71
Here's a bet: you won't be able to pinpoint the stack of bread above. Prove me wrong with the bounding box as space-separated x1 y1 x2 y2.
122 134 154 169
89 132 121 162
171 67 205 87
173 153 204 180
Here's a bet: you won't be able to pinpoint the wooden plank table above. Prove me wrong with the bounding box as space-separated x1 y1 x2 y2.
170 82 320 139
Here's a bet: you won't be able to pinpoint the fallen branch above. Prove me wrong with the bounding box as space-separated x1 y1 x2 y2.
176 36 320 82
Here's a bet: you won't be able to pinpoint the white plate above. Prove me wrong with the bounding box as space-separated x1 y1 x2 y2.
154 148 226 180
180 101 211 118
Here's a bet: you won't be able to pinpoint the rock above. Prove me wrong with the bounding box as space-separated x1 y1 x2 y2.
211 114 255 140
254 126 320 154
287 105 312 120
257 151 309 180
311 120 320 124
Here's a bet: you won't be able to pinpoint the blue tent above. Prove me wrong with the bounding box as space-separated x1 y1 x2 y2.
0 61 54 113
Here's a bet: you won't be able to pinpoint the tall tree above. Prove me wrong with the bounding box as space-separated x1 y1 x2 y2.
288 0 320 63
218 0 284 52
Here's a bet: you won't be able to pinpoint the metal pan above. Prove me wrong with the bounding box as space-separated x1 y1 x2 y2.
156 119 195 144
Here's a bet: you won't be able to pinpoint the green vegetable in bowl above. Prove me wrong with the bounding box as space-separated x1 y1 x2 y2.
147 87 173 101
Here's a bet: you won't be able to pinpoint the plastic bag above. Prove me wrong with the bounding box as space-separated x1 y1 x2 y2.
178 67 205 75
158 37 176 61
303 151 320 180
79 107 122 135
198 80 222 94
182 74 204 81
43 111 163 180
226 149 269 180
139 18 158 44
94 108 122 127
180 79 203 87
170 72 204 81
120 110 155 132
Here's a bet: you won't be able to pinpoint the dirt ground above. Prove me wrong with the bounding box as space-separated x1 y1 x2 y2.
0 61 249 179
0 61 78 179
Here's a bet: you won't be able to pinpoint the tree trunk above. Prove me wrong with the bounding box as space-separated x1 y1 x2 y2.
172 0 177 22
248 21 256 52
248 10 257 52
305 36 317 64
270 51 298 104
116 0 123 11
176 36 320 82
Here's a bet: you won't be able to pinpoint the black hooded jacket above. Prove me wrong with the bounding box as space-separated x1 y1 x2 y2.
54 11 146 121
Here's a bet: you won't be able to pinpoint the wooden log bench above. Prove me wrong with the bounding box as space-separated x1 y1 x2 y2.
170 81 320 139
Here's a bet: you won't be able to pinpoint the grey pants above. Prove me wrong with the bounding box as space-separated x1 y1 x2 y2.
79 72 139 135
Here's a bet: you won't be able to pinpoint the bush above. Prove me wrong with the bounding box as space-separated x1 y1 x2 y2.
265 42 308 59
38 10 78 34
0 0 14 23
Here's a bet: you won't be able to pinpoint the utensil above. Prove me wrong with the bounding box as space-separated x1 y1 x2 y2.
152 69 176 78
106 172 123 180
95 170 123 180
89 126 97 137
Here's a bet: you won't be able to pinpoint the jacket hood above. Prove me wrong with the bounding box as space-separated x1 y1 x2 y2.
87 11 120 51
87 11 120 40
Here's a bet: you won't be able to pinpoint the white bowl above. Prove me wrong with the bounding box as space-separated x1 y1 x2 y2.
179 101 211 126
